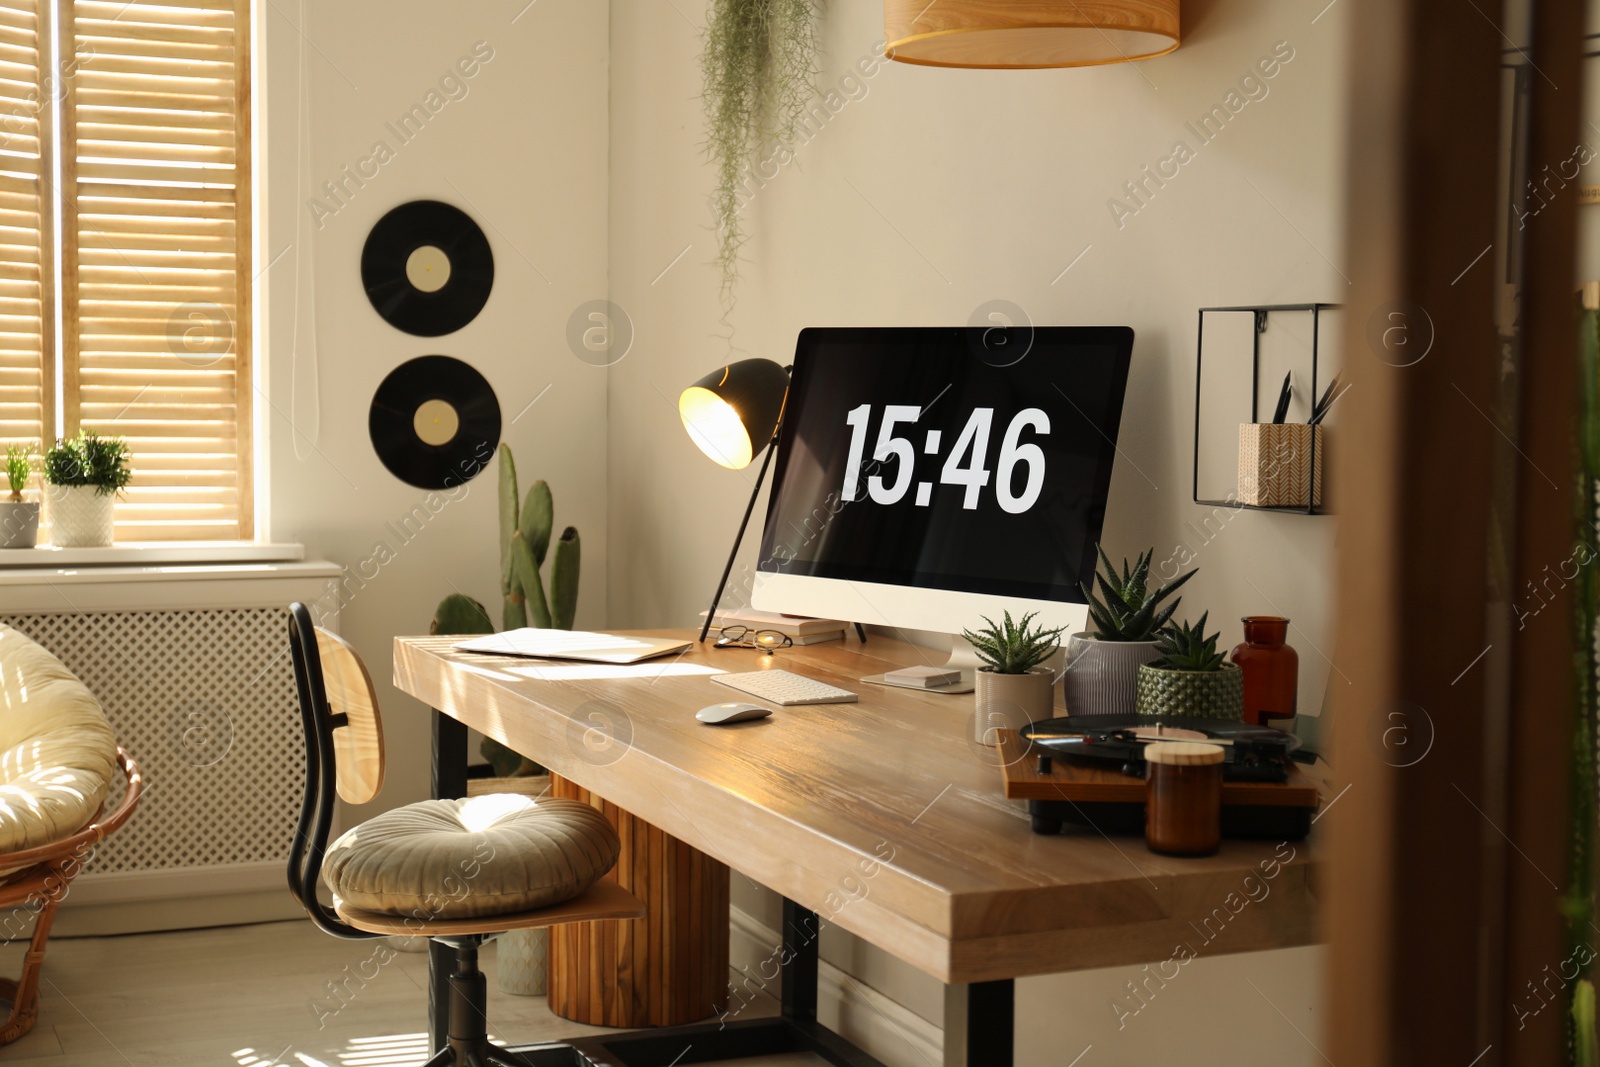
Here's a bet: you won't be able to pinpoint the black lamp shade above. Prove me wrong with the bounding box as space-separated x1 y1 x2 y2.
678 358 790 470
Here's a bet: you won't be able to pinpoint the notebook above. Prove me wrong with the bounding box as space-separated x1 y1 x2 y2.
454 629 692 665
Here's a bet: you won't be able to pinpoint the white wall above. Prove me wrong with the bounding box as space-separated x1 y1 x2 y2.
258 0 611 813
604 1 1347 1064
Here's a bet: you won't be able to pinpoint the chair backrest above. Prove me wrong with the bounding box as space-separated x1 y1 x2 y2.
314 628 386 805
286 602 382 940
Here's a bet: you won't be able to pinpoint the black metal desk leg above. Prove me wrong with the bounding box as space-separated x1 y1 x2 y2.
965 980 1014 1066
780 897 820 1023
429 710 469 1055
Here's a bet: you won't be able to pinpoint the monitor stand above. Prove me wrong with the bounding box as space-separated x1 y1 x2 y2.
858 634 980 695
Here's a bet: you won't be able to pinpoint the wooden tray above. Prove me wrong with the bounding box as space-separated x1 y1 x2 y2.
995 729 1323 838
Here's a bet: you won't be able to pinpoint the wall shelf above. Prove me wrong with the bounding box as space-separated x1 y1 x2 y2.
1192 303 1342 515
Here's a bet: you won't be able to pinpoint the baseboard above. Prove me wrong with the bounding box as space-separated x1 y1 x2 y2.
728 905 943 1067
50 862 300 937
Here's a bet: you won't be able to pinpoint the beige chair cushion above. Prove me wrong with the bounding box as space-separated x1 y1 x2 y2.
323 794 620 920
0 626 118 856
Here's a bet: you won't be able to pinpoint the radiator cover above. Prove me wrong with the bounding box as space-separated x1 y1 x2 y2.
2 608 300 874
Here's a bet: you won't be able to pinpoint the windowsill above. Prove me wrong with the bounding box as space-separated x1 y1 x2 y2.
0 542 306 568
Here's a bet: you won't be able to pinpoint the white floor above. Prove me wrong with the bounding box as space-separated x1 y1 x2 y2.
0 920 822 1066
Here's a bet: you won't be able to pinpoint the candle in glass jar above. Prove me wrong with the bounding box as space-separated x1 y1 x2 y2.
1144 741 1225 856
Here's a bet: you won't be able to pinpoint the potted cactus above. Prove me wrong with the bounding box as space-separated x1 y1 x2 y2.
43 432 130 548
1 444 39 549
428 445 582 999
1135 613 1245 721
1062 546 1196 717
963 611 1065 745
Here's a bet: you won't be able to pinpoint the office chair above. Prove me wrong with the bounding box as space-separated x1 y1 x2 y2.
286 603 643 1067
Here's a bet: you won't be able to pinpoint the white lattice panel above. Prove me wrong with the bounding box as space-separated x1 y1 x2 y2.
0 608 302 874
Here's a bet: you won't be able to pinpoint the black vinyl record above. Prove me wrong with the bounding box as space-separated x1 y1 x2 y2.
362 200 494 336
368 355 501 489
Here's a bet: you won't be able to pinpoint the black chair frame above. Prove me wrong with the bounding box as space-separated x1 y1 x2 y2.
287 602 541 1067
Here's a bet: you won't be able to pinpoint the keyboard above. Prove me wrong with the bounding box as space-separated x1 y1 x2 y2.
712 670 859 706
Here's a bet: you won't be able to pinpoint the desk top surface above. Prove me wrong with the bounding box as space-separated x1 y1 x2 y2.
394 630 1329 983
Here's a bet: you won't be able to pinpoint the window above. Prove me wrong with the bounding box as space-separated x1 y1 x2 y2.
0 0 252 542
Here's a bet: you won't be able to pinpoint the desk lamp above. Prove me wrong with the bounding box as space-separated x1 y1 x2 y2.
679 358 790 642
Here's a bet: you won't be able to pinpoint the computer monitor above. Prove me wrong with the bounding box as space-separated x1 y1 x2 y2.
752 325 1134 641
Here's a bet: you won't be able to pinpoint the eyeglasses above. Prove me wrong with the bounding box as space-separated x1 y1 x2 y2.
713 626 793 654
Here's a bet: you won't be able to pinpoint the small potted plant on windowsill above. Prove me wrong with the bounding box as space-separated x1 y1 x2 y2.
1 444 39 549
963 611 1065 746
44 432 130 548
1135 613 1244 721
1063 547 1196 717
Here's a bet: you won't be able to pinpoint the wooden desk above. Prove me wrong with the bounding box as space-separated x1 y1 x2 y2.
396 631 1324 1066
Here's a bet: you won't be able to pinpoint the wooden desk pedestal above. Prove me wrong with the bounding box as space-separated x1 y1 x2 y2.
547 773 731 1027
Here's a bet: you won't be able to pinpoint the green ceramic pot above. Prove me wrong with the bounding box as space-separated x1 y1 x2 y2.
1135 661 1244 721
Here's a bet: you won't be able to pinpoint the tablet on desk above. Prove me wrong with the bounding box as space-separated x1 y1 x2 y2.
454 629 692 665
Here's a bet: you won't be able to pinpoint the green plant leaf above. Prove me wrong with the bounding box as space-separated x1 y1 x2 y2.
498 444 518 596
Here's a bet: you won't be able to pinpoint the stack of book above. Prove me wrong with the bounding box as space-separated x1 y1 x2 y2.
699 608 847 645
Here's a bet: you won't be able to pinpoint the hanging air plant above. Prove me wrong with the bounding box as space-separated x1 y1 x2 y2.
701 0 821 300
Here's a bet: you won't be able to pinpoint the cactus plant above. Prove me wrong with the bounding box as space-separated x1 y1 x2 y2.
499 445 580 631
430 593 494 637
432 445 582 779
1081 545 1195 642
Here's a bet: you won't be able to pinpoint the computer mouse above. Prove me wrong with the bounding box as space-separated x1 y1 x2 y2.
695 702 773 725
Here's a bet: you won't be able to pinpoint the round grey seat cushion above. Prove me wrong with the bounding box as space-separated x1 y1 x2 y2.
323 794 620 920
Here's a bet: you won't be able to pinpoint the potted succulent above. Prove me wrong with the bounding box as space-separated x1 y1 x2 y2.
1062 547 1196 717
1 444 39 549
1135 613 1245 721
43 432 130 548
963 611 1065 745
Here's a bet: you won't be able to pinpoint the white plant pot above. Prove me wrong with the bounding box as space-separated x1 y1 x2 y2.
1060 633 1164 717
973 667 1055 745
495 927 548 995
45 484 116 547
0 501 39 549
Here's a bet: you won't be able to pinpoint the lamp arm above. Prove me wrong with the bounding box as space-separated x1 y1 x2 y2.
699 431 781 642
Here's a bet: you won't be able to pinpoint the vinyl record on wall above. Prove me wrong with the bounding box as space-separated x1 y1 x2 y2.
361 200 494 336
368 355 501 489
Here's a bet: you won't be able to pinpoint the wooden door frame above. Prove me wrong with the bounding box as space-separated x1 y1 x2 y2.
1329 1 1583 1063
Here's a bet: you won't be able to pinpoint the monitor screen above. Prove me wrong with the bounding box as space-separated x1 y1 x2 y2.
757 326 1133 604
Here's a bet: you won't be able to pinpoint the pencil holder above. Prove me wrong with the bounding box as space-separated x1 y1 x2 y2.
1237 424 1324 508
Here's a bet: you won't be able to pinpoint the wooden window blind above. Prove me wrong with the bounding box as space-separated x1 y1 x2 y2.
61 0 252 540
0 0 53 457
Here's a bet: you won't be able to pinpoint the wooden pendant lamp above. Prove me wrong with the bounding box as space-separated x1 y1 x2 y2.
884 0 1179 69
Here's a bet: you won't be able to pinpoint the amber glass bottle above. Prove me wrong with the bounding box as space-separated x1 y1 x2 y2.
1231 616 1298 726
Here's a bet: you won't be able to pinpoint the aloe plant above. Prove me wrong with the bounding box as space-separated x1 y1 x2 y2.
962 611 1064 674
1151 613 1227 672
1081 546 1196 641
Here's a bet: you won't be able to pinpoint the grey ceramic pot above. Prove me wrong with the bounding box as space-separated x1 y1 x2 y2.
1059 633 1164 717
0 501 39 549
